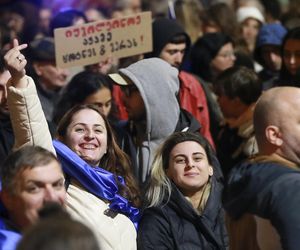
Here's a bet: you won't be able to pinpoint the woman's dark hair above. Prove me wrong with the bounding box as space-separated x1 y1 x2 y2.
56 104 140 207
53 71 118 125
49 9 88 37
190 32 233 82
214 66 262 105
161 132 215 170
279 27 300 86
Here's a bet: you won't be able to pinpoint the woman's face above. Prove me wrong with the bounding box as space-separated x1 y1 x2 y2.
64 109 108 166
84 87 112 117
241 18 260 49
166 141 213 196
211 42 236 75
283 39 300 76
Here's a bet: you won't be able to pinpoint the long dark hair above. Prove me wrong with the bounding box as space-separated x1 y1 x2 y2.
53 71 119 125
56 104 141 207
279 27 300 86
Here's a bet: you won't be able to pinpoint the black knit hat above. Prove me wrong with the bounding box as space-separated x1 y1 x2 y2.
145 17 191 58
28 37 55 62
190 32 233 81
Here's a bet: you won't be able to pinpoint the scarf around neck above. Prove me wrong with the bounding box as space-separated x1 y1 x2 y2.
52 140 140 228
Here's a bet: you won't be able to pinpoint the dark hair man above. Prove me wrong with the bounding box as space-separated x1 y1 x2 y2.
0 146 66 249
145 17 214 148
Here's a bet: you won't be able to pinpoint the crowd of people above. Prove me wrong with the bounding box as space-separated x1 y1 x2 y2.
1 0 300 249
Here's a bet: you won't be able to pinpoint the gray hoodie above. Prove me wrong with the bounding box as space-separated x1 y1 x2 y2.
119 58 180 183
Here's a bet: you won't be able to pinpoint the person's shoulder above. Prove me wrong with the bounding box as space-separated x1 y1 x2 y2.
139 205 172 234
0 218 21 250
179 70 202 84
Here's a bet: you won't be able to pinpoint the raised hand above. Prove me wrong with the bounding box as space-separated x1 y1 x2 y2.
4 39 28 84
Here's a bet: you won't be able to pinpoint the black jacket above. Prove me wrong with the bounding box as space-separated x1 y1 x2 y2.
0 114 55 168
223 160 300 250
138 180 228 250
0 115 14 168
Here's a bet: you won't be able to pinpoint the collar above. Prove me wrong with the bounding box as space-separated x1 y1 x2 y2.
250 154 299 170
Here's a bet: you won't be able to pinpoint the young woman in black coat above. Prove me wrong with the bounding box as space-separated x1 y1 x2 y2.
138 132 228 250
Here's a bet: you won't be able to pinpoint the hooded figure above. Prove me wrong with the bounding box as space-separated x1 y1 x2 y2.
144 17 214 148
190 32 234 82
110 58 200 184
144 17 191 61
254 23 287 88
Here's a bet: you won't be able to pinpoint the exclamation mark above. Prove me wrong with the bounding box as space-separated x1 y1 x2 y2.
140 35 144 44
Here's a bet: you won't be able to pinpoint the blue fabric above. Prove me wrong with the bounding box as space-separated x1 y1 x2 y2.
52 140 140 228
256 23 287 48
0 219 21 250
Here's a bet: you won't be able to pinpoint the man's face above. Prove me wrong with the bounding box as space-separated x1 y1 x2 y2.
217 94 241 119
2 161 66 230
0 70 11 116
34 61 69 90
159 42 186 68
276 91 300 164
121 84 146 121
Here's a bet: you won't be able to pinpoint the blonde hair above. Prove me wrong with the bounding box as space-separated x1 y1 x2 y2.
145 132 215 212
174 0 204 43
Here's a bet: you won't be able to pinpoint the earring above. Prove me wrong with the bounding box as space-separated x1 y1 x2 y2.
209 166 213 176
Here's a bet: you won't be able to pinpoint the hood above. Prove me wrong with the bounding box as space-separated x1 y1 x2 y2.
254 23 287 65
119 58 180 140
256 23 287 48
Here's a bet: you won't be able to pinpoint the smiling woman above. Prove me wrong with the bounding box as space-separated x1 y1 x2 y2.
138 131 228 249
4 39 140 250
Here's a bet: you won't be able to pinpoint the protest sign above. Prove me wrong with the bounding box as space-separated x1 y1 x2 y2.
54 11 152 68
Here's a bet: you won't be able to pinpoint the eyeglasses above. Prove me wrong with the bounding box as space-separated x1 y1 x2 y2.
217 51 235 59
121 85 139 97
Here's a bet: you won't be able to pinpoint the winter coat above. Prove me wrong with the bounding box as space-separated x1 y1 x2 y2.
138 180 228 250
0 115 14 168
7 76 137 250
224 158 300 250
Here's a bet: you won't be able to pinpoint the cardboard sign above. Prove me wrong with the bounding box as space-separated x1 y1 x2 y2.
54 12 152 68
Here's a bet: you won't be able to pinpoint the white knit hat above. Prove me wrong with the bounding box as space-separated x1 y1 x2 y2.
236 6 265 24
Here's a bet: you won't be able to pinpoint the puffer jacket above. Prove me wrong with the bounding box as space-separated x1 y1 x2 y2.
138 180 228 250
7 76 137 250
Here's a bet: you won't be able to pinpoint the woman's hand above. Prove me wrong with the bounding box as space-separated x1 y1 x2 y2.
4 39 28 87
